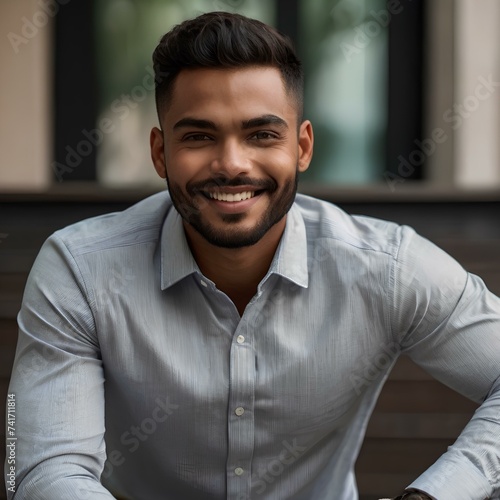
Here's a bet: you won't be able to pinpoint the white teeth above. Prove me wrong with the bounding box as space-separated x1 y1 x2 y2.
209 191 255 202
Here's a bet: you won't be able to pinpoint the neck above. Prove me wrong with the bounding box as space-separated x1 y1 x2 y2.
183 219 286 315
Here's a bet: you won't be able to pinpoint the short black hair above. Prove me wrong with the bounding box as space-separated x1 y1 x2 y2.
152 11 303 122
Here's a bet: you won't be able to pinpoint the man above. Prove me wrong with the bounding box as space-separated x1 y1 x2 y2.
5 11 500 500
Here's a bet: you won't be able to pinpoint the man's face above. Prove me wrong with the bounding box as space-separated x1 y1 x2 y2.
151 66 313 249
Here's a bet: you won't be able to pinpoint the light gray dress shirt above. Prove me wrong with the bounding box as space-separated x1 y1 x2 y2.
5 192 500 499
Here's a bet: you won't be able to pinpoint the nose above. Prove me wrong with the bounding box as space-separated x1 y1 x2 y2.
210 138 251 177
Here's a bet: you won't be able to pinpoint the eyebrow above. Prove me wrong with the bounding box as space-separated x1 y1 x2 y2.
173 118 217 131
172 114 288 131
242 114 288 130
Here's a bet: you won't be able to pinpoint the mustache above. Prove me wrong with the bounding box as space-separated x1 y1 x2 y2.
187 176 277 194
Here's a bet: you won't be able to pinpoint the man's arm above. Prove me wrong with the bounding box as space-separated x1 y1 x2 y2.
391 226 500 500
5 234 115 499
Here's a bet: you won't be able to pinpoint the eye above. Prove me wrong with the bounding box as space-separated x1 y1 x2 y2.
250 131 279 141
184 134 212 142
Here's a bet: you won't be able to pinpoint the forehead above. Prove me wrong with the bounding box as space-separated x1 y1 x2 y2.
164 66 297 127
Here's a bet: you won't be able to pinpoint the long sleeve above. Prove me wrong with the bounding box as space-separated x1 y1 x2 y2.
5 234 115 499
391 226 500 500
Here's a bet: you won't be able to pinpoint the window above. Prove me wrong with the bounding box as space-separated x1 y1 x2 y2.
53 0 399 187
5 0 499 192
93 0 275 187
299 0 388 184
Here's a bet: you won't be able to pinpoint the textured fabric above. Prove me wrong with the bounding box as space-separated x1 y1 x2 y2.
6 192 500 500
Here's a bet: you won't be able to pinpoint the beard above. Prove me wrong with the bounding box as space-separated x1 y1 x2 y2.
166 169 299 249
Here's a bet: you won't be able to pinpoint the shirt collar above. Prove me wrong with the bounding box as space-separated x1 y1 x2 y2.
267 202 309 289
160 208 200 290
160 202 309 290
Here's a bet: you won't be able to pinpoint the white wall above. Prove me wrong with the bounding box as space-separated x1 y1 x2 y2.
0 0 53 191
454 0 500 187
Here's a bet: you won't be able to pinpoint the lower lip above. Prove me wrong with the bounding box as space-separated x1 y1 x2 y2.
205 193 263 214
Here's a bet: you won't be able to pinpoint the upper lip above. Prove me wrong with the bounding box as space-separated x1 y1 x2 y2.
189 177 275 197
202 185 261 194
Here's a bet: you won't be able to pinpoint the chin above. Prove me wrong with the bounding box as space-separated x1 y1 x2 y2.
193 223 273 249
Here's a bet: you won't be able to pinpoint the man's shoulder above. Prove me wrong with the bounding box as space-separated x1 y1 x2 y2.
294 193 406 258
52 191 173 257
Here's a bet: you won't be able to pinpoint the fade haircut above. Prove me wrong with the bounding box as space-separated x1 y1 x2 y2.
152 11 304 123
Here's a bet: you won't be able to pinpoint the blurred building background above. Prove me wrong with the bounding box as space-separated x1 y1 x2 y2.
1 0 500 191
2 2 500 499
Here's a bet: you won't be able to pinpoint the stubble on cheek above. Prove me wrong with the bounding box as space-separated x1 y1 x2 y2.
167 181 207 224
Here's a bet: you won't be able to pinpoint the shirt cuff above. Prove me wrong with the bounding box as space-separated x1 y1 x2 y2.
407 455 493 500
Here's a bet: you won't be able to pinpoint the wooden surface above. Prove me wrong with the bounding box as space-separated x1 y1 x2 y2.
2 187 500 499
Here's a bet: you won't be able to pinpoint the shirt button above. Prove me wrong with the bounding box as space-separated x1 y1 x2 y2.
200 280 207 287
236 335 245 344
234 467 244 476
235 407 245 416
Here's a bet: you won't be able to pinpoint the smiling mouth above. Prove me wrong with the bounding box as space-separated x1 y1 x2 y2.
203 190 263 202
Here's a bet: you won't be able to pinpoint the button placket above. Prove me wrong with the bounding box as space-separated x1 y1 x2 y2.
226 323 255 499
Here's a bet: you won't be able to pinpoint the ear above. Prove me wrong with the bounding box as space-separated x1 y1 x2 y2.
297 120 314 173
150 127 166 179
